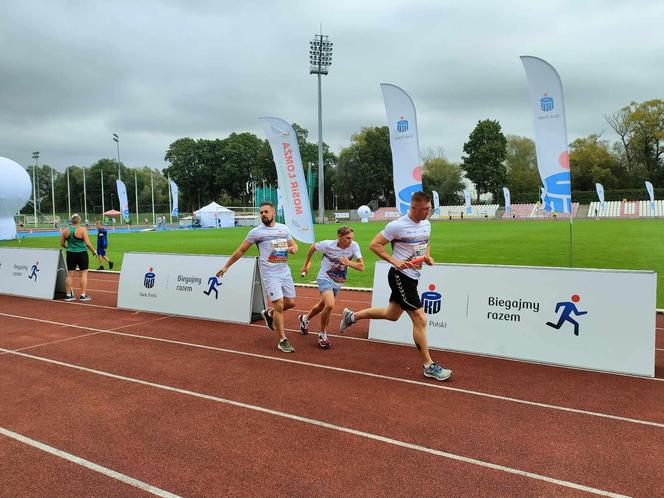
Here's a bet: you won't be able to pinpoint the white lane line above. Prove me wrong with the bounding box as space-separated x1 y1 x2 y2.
0 349 630 498
0 312 662 429
0 427 180 498
109 315 173 331
83 287 373 304
0 331 103 356
1 305 662 383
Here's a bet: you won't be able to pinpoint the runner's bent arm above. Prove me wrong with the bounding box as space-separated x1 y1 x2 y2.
424 242 434 265
216 240 252 277
60 230 67 249
300 244 317 274
287 238 298 254
369 233 409 270
340 257 364 271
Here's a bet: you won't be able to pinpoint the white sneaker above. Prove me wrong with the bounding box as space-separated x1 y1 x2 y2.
298 314 309 335
339 308 355 333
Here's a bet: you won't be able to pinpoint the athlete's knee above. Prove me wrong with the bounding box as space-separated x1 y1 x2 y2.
272 300 284 312
283 299 296 310
323 303 334 313
412 310 427 329
386 310 401 321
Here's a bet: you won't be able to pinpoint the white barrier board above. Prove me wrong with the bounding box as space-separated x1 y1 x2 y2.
118 252 264 324
368 262 656 377
0 248 67 300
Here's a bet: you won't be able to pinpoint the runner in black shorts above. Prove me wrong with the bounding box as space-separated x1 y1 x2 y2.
60 214 97 302
338 191 452 381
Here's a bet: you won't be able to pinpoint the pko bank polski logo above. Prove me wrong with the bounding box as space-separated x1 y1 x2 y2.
540 93 554 112
144 267 156 288
422 284 442 314
396 116 409 133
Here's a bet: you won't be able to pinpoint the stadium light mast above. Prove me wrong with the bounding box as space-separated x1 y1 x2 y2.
309 29 333 223
31 151 39 227
112 133 121 181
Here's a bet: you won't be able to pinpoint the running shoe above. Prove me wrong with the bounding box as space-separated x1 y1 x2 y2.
64 294 76 302
318 334 331 349
423 362 452 381
96 265 104 270
79 295 92 302
260 309 275 331
277 338 295 353
339 308 355 333
298 314 309 335
109 261 114 269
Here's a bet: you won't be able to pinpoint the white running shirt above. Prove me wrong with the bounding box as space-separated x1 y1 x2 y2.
245 223 293 278
315 240 363 285
380 215 431 280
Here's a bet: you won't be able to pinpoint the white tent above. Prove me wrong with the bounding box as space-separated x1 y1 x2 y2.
194 202 235 228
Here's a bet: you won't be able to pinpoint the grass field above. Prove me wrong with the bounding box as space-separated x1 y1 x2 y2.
2 218 663 306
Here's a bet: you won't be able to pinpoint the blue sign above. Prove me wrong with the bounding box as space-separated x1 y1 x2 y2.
540 95 554 112
422 285 442 314
144 268 156 288
397 183 423 214
397 119 409 132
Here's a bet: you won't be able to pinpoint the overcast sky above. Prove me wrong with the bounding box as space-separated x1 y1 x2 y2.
1 0 662 172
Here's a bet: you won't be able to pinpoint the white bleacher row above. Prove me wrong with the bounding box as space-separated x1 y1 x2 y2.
431 204 499 218
587 200 664 217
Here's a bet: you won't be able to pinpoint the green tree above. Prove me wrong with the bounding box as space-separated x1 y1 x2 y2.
335 126 393 207
505 135 540 201
607 99 664 185
421 150 464 205
461 119 507 201
164 138 205 212
569 135 620 190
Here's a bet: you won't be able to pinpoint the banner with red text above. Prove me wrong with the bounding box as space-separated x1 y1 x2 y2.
259 117 315 243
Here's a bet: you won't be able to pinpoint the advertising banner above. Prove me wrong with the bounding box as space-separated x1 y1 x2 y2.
116 180 130 220
118 253 265 324
381 83 423 214
0 248 67 300
521 56 572 213
368 261 656 376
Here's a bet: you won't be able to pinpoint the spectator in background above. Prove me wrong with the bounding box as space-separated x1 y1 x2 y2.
95 221 114 270
60 214 97 302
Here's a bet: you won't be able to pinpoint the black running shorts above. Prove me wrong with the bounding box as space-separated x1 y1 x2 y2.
66 251 89 271
388 267 422 311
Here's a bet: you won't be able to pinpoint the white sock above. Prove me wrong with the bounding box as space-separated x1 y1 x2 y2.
319 332 327 339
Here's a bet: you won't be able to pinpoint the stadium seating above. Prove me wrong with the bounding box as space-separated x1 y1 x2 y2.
587 200 663 218
431 204 499 219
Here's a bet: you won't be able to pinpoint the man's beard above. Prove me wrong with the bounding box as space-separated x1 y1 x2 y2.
261 216 273 225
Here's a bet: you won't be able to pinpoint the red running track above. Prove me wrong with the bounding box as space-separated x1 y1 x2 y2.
0 271 663 497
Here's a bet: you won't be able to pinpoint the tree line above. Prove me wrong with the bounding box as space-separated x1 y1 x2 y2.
23 98 664 215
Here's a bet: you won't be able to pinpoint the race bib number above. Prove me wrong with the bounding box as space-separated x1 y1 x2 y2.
268 239 289 263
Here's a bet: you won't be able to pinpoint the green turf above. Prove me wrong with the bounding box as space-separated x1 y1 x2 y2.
2 219 662 306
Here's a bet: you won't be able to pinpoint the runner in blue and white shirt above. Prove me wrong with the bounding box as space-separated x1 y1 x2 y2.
338 191 452 381
298 226 364 349
217 202 298 353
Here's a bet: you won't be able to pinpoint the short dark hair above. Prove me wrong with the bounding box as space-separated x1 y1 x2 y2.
260 202 274 209
411 191 431 203
337 226 353 236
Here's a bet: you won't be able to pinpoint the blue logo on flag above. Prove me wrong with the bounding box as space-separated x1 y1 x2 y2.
422 285 442 314
397 118 409 132
398 183 423 214
540 95 554 112
144 267 156 288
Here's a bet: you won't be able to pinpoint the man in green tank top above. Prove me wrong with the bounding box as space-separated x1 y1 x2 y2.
59 214 97 302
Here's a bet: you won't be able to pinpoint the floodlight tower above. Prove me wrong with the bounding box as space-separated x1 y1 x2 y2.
309 31 333 223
